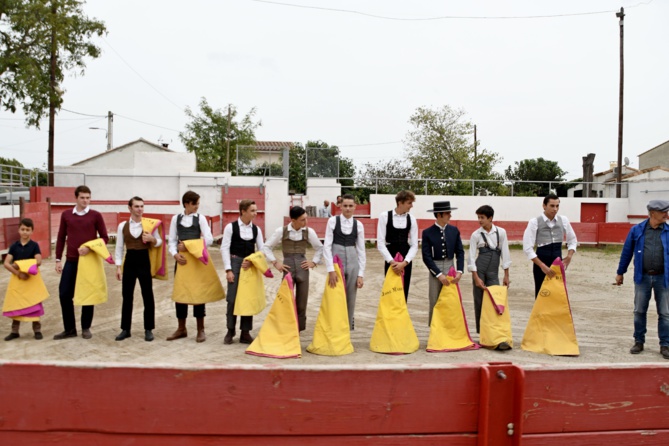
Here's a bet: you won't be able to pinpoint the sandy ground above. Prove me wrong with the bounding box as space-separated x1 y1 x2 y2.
1 245 666 366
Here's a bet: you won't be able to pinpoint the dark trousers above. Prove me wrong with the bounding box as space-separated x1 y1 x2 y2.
226 256 252 331
59 261 94 331
173 262 206 318
384 260 413 301
283 253 309 331
121 250 155 330
533 253 561 299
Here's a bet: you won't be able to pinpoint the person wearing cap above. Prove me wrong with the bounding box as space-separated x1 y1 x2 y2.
421 201 465 325
615 199 669 359
377 190 418 301
522 193 578 299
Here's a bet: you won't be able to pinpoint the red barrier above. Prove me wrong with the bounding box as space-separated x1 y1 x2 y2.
22 202 51 258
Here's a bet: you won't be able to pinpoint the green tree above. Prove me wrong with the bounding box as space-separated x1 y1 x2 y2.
180 98 261 173
287 140 356 197
357 158 421 195
504 158 568 196
287 142 307 194
404 105 502 195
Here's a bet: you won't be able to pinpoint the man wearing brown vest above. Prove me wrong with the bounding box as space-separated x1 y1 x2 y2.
114 197 161 342
263 206 323 331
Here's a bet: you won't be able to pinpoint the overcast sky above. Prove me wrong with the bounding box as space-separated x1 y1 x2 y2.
1 0 667 180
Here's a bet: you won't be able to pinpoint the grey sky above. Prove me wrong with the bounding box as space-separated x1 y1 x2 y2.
1 0 667 180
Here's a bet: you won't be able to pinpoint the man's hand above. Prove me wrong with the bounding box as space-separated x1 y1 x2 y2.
300 260 315 270
328 271 338 288
55 262 63 274
356 276 364 289
541 263 556 279
473 274 485 289
615 274 624 286
390 260 407 274
274 261 290 273
177 241 186 252
226 270 235 283
503 272 510 287
438 274 450 286
563 254 573 270
174 253 187 265
116 266 122 281
452 272 462 284
142 231 156 245
241 259 251 270
78 246 90 256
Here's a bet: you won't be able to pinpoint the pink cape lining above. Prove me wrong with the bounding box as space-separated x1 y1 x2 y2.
333 254 346 289
105 256 114 265
27 264 39 275
3 302 44 318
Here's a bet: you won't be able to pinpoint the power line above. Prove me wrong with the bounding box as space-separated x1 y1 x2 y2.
61 108 106 118
114 113 181 132
339 140 402 148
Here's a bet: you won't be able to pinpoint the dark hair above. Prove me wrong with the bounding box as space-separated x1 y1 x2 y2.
341 193 356 204
290 206 306 220
476 205 494 219
19 218 34 229
395 190 415 205
434 211 452 219
182 190 200 206
74 185 91 197
543 193 559 205
239 199 256 213
128 196 143 207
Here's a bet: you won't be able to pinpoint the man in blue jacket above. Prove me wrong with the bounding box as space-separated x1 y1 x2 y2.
422 201 464 325
615 199 669 359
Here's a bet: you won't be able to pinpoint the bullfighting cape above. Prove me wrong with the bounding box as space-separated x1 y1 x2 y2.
480 285 513 350
427 267 479 352
521 258 579 356
172 239 224 304
3 259 49 322
142 217 167 280
233 251 274 316
246 273 301 359
74 238 113 306
307 256 354 356
370 253 419 354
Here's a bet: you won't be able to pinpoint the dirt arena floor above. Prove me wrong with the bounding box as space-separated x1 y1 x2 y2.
1 245 666 366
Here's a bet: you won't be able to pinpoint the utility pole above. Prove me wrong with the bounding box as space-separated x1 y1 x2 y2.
107 111 113 151
473 124 477 169
47 1 57 186
616 7 625 198
226 105 231 172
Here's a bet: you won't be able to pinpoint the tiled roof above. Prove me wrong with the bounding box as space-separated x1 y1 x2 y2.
252 141 294 152
603 166 669 182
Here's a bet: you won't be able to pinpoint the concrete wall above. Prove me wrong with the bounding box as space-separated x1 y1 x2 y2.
304 178 341 210
638 140 669 170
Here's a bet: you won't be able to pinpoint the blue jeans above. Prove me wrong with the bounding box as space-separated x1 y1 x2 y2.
633 274 669 346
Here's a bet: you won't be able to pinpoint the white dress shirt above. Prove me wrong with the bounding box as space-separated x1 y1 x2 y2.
73 205 90 216
522 214 578 260
262 223 323 264
467 224 512 272
221 218 265 271
168 213 213 257
114 219 163 266
323 215 366 276
376 210 419 263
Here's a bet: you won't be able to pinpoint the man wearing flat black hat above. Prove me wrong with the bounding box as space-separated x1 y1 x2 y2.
421 201 465 325
615 199 669 360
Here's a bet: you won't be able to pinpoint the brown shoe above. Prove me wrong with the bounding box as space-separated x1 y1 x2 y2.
224 329 235 345
53 329 77 340
196 317 206 343
4 333 19 341
166 319 187 341
661 346 669 360
630 342 644 354
240 330 254 344
33 321 42 340
82 328 92 340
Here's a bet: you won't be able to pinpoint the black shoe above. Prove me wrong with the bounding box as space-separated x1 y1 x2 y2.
53 329 77 340
34 332 43 340
115 330 131 341
145 330 154 342
82 329 92 340
630 342 644 354
496 342 512 351
4 333 19 341
661 346 669 360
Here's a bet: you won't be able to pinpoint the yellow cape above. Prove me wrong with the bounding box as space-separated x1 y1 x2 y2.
142 218 168 280
74 238 113 306
246 273 301 359
479 285 513 350
172 239 225 304
427 267 479 352
3 259 49 321
521 258 579 356
370 253 419 354
233 251 273 316
307 257 354 356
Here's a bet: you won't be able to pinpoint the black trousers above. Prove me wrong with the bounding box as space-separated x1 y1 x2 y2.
121 250 155 330
173 262 206 318
533 253 561 299
384 257 413 301
58 261 94 331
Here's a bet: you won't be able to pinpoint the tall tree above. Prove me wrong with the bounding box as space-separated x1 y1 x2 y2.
404 105 502 195
180 98 261 173
287 140 355 196
357 158 420 195
504 158 568 196
1 0 106 184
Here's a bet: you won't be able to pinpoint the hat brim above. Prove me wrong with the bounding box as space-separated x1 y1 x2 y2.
427 207 457 212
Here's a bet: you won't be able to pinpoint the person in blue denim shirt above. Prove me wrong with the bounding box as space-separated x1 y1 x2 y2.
615 199 669 359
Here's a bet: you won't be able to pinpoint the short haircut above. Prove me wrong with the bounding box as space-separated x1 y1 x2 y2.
19 218 34 229
74 185 91 197
182 190 200 206
239 199 256 213
290 206 306 220
395 190 415 204
128 196 143 207
543 193 559 205
434 211 451 219
476 205 494 219
341 193 356 203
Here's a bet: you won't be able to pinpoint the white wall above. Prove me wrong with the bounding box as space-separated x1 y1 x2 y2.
0 205 20 219
304 178 341 209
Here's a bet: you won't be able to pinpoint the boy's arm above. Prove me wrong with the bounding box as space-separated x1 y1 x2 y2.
34 253 42 268
3 253 18 275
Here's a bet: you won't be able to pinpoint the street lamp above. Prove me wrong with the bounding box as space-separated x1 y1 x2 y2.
89 126 111 151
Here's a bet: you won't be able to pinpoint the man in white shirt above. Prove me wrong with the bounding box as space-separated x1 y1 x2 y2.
522 193 577 299
468 205 511 335
263 206 323 331
318 200 332 218
221 199 265 344
323 194 366 330
376 190 418 301
114 197 162 342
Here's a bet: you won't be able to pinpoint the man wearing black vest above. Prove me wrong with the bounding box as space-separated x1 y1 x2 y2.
376 190 418 301
323 193 366 330
222 199 265 344
522 193 577 299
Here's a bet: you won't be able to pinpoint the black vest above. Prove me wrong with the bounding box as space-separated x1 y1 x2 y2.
230 220 258 257
385 210 411 256
333 216 358 247
177 214 201 241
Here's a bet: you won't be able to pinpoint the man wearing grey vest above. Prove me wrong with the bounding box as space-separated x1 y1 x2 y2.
522 194 577 299
323 194 366 330
263 206 323 331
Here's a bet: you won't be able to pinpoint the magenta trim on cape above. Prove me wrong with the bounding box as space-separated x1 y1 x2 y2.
264 268 274 278
3 303 44 318
484 287 505 315
27 264 39 275
333 254 346 289
199 245 209 265
105 256 114 264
